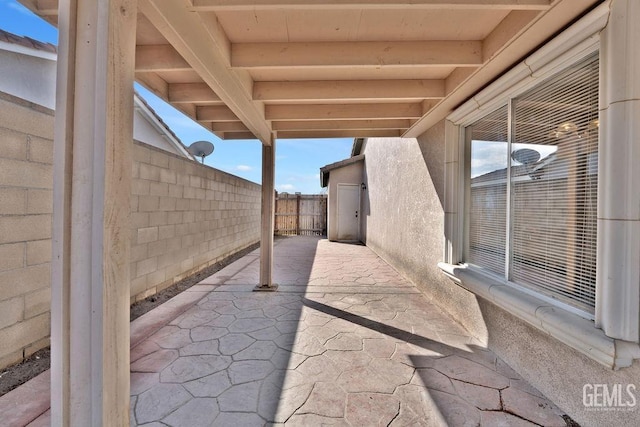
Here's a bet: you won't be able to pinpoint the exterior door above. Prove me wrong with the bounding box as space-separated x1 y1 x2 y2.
337 184 360 241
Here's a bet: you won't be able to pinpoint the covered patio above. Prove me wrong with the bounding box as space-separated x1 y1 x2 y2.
3 236 569 426
12 0 638 425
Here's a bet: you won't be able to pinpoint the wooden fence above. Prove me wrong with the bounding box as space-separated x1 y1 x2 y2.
275 193 327 236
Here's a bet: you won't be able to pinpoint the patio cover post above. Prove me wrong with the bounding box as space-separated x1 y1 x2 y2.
51 0 137 424
257 140 277 291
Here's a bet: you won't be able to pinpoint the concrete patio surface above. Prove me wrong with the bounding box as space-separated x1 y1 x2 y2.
2 236 571 426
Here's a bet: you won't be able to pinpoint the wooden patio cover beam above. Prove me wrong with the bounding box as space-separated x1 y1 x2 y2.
138 0 273 145
277 129 402 139
135 45 192 72
266 103 424 120
189 0 551 11
19 0 58 15
272 119 412 131
253 79 445 101
168 82 222 104
232 41 483 68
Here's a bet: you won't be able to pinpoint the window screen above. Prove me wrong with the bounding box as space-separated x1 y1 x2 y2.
465 53 599 314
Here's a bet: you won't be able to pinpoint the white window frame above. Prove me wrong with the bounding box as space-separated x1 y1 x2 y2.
440 2 640 369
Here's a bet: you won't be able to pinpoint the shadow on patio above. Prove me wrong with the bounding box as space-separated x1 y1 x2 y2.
5 236 571 426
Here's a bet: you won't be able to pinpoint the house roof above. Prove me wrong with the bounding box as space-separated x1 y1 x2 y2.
19 0 600 145
319 154 364 188
0 28 195 160
351 138 365 157
132 91 195 160
0 28 56 56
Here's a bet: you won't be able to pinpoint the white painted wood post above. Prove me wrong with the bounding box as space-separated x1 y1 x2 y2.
257 140 277 291
596 0 640 343
51 0 137 424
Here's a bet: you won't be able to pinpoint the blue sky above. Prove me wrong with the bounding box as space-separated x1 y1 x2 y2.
0 0 352 194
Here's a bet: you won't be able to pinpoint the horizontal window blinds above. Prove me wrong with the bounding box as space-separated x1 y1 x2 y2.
511 54 599 312
467 106 508 276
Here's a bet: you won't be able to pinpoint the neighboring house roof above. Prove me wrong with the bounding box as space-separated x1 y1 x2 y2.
471 151 598 186
133 92 194 160
319 154 364 188
318 137 366 187
0 28 56 57
0 28 195 161
351 138 365 157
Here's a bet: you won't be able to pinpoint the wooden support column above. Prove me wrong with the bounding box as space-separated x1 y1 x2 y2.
51 0 136 425
256 140 278 291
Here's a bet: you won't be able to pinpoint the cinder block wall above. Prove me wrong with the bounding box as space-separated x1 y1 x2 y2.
130 142 261 301
0 94 54 369
0 92 261 369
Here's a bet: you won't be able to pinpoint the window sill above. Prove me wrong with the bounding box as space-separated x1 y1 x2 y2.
438 262 640 369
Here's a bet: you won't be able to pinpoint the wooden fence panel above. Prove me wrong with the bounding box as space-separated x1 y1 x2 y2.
275 193 327 236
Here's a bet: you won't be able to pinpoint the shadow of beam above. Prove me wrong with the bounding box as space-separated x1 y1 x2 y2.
302 297 463 356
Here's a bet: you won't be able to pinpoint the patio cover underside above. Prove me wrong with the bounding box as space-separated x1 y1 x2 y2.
15 0 604 425
22 0 599 145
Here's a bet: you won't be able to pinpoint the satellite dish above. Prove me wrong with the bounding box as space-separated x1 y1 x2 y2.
187 140 214 163
511 148 540 166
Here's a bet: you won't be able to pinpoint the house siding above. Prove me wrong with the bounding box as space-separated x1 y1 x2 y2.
360 123 640 426
0 92 261 370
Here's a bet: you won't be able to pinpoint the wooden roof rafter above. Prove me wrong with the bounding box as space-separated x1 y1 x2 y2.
188 0 552 11
19 0 599 143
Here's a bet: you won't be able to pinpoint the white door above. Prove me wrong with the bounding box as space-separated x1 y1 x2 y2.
337 184 360 241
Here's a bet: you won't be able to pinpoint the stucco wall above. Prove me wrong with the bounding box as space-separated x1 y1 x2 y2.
326 161 363 241
0 92 261 370
0 48 57 110
133 112 184 157
361 125 640 426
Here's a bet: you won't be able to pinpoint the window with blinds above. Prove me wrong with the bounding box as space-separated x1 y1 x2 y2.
465 53 599 314
467 106 508 276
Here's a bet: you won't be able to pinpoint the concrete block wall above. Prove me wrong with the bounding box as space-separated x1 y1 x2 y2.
0 94 54 368
0 92 262 369
129 142 261 301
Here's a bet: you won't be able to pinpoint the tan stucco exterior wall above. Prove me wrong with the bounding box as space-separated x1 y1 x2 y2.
361 126 640 426
326 161 363 241
0 92 261 370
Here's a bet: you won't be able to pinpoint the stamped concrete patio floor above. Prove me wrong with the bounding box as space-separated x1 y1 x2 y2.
127 236 569 427
1 236 570 426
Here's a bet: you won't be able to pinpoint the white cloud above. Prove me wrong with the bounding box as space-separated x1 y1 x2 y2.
284 173 321 182
236 165 252 171
278 184 296 192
